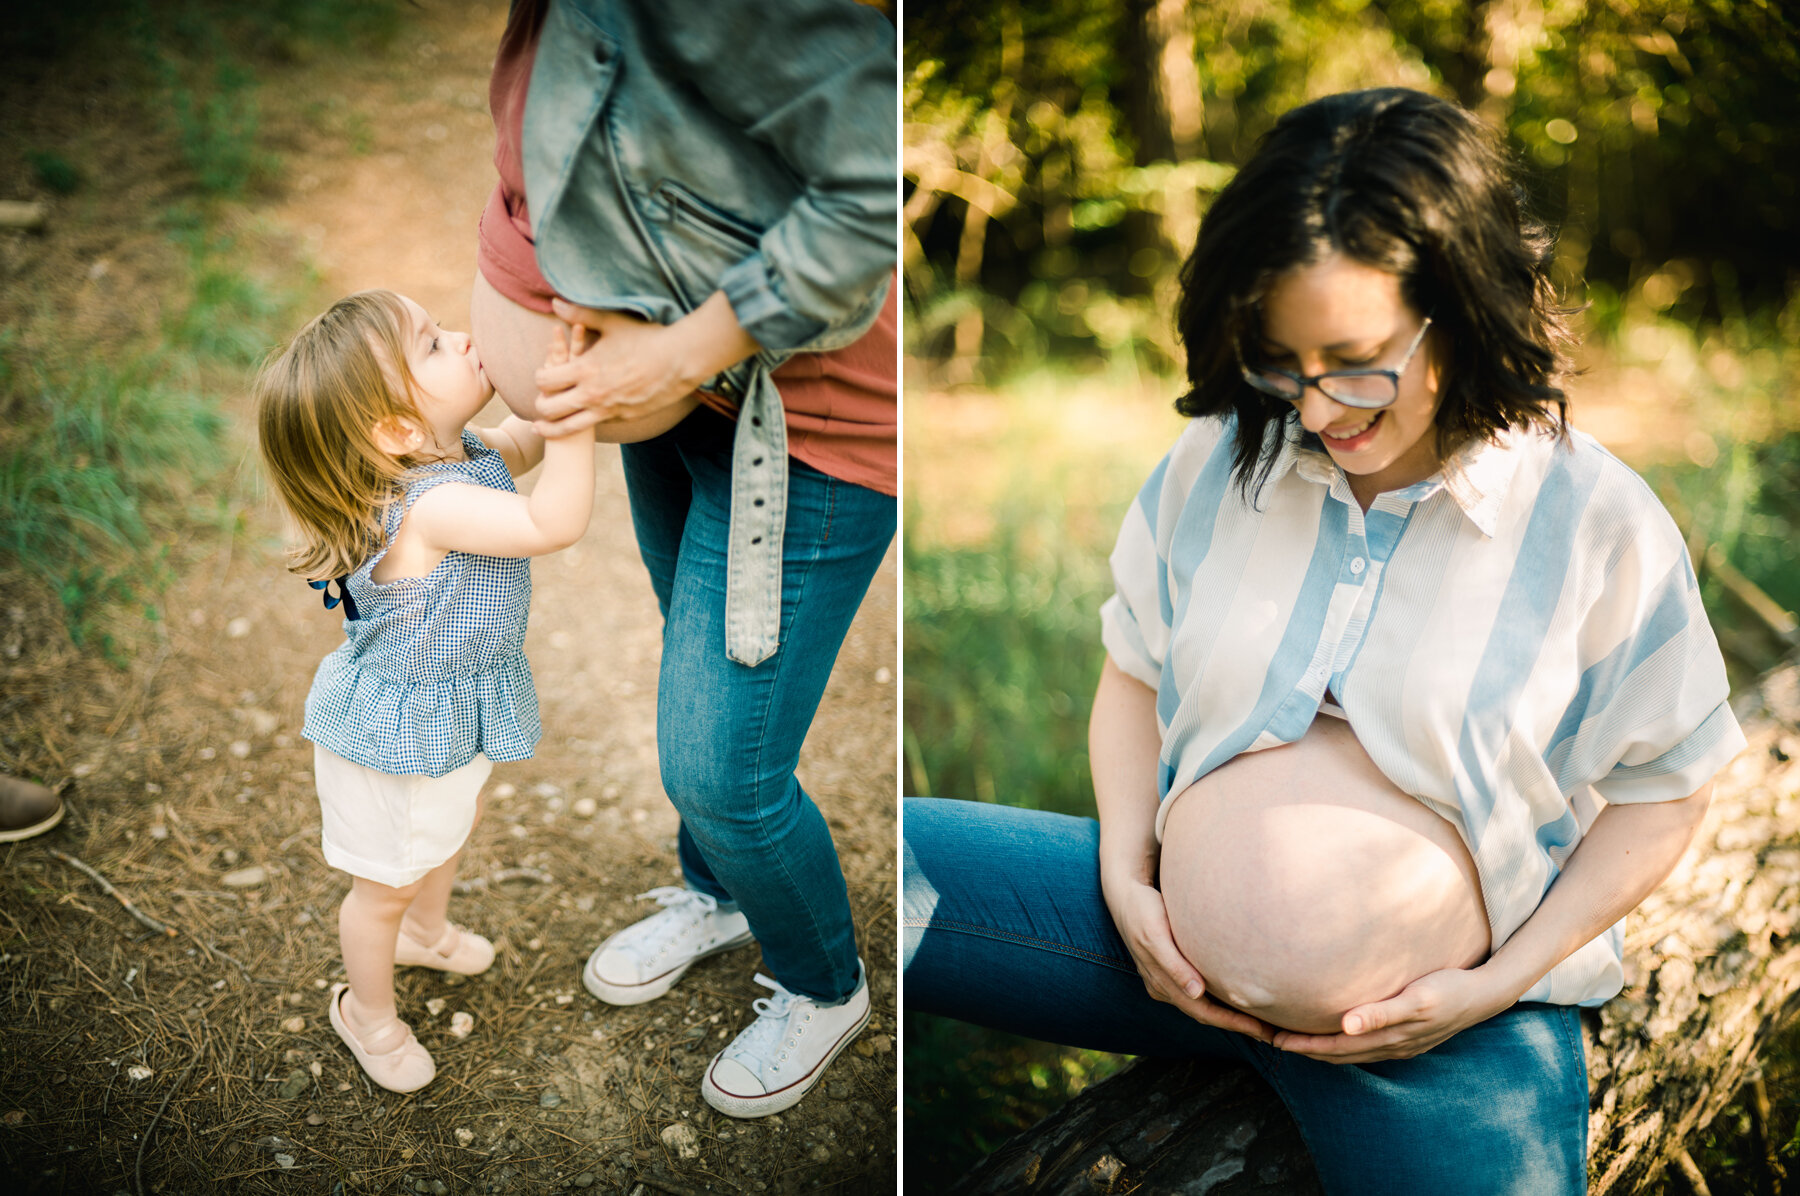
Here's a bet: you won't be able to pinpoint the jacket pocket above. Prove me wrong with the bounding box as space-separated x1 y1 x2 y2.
651 180 765 307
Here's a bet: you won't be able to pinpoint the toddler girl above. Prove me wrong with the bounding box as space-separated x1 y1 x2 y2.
254 289 598 1092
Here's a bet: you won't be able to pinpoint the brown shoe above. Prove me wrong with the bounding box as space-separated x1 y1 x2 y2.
0 776 64 843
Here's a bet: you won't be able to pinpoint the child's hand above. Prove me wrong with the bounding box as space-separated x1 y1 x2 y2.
534 323 586 438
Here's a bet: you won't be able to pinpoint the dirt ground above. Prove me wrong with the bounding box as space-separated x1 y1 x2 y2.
0 4 897 1193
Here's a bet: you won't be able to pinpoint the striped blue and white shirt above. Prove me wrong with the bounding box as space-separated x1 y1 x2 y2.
1101 415 1745 1006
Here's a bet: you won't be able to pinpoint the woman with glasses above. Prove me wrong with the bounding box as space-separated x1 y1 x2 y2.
904 88 1742 1193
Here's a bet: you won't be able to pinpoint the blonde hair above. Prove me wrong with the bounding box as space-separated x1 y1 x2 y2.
254 289 435 579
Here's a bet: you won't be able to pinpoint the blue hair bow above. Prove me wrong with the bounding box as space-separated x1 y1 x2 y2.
308 576 360 621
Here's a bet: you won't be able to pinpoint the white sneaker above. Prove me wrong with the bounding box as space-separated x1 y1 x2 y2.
701 962 870 1119
583 887 753 1005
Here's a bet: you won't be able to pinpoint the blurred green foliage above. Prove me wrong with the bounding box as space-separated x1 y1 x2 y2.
906 0 1799 379
0 0 343 650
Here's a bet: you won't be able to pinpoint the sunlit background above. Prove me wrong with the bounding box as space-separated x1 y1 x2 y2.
903 0 1800 1188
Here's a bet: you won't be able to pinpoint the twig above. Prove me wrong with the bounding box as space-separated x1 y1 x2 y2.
1749 1073 1786 1196
1676 1148 1716 1196
47 850 177 937
189 934 257 984
136 1024 205 1196
452 866 554 894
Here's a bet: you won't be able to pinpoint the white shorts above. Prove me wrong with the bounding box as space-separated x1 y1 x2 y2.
313 744 492 888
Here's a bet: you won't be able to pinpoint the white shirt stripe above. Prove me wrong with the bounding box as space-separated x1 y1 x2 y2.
1102 416 1745 1006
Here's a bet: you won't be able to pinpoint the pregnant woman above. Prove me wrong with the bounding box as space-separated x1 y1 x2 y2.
904 88 1745 1193
474 0 897 1118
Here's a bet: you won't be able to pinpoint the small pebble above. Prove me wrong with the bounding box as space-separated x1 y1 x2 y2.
313 979 329 989
310 1062 323 1078
306 1113 325 1126
573 1173 596 1189
336 1082 352 1092
229 740 252 759
493 782 517 798
198 747 216 760
572 797 597 817
538 1088 562 1108
127 1066 154 1082
278 1070 309 1099
661 1122 700 1159
426 998 447 1017
810 1144 830 1163
875 667 892 684
226 617 252 638
274 1153 296 1169
555 994 573 1005
448 1011 474 1039
211 979 227 991
149 825 169 840
526 938 543 951
532 781 561 798
281 1016 306 1033
222 865 268 888
454 1127 474 1147
2 1110 25 1125
509 825 528 839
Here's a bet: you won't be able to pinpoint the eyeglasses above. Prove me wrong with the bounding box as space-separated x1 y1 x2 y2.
1234 316 1434 410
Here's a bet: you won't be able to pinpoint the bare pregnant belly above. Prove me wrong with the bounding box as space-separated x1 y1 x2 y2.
1159 714 1490 1034
469 270 695 441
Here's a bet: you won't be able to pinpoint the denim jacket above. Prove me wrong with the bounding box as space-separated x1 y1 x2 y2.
522 0 897 666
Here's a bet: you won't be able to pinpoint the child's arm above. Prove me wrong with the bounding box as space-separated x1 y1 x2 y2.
476 416 549 477
407 426 596 559
474 324 573 476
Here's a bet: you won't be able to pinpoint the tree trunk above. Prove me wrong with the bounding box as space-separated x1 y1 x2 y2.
953 655 1800 1196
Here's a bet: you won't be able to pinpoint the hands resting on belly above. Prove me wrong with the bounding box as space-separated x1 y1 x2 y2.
1106 716 1507 1064
469 271 699 443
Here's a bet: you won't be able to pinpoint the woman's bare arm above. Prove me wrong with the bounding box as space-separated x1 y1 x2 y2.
1091 658 1273 1041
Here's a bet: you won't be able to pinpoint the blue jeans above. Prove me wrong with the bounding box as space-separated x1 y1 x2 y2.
903 798 1590 1195
622 408 894 1004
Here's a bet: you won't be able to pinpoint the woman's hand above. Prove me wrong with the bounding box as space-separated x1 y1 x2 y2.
1102 868 1276 1042
531 291 761 438
1271 966 1514 1063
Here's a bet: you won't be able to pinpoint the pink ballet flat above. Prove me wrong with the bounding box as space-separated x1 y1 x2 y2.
394 922 495 976
328 983 435 1093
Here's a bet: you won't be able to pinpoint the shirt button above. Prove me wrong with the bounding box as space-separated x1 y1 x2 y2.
1350 557 1366 575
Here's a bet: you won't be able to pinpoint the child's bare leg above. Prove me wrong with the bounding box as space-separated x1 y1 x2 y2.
339 874 424 1040
393 790 494 975
399 854 461 945
400 788 485 944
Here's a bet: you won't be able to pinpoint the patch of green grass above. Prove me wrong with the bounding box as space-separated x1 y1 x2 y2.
903 492 1112 815
26 151 81 195
168 232 289 366
0 239 299 651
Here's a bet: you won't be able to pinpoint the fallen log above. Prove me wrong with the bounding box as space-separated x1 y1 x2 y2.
953 656 1800 1195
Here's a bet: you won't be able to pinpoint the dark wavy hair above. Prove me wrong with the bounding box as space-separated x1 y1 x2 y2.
1175 88 1572 496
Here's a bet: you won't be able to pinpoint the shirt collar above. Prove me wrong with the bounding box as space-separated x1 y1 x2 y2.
1277 423 1524 538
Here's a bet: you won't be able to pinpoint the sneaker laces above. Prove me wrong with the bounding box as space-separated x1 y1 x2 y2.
610 887 720 964
726 973 812 1075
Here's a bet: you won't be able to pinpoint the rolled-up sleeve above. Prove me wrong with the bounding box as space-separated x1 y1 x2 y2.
1568 509 1746 804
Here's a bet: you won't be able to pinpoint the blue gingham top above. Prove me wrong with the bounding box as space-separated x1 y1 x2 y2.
1103 416 1744 1006
304 430 540 777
